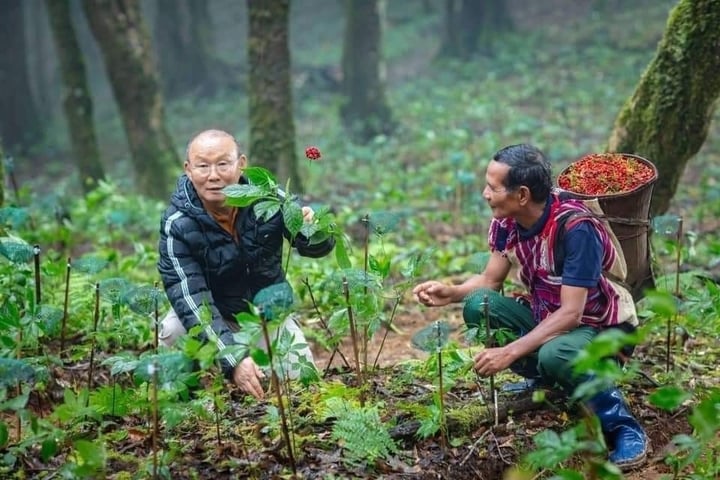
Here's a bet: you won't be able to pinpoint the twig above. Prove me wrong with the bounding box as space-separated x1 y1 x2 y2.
490 429 512 465
460 430 490 466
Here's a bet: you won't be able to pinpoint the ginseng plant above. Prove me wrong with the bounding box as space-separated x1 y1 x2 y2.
411 320 452 450
229 283 311 476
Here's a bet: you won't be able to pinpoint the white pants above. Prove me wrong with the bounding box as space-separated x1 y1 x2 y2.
159 309 316 379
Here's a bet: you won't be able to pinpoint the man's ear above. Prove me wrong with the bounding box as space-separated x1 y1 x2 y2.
183 161 191 176
238 154 248 169
517 186 531 205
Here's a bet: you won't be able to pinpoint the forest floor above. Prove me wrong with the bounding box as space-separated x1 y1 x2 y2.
9 295 695 479
307 301 691 480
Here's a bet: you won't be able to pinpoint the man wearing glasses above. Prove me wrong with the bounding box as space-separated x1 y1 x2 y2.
157 129 334 399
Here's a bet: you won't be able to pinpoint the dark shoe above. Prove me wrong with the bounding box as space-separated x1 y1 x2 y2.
587 388 647 470
501 377 542 394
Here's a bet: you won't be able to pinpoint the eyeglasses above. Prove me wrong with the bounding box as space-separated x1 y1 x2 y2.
190 159 237 176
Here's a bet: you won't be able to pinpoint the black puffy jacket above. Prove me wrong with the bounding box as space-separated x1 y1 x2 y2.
157 174 334 377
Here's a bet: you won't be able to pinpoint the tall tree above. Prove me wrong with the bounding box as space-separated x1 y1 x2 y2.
82 0 179 199
607 0 720 215
0 140 5 208
440 0 513 58
153 0 227 98
340 0 395 142
47 0 105 194
0 0 42 151
247 0 302 192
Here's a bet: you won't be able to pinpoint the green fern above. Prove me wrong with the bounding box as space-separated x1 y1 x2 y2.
322 397 397 466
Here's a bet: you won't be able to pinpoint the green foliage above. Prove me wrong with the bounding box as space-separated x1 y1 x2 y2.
0 358 35 388
663 389 720 478
321 397 397 467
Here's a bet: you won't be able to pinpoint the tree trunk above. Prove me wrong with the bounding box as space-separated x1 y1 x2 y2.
82 0 179 200
608 0 720 216
247 0 302 192
153 0 219 98
47 0 105 194
440 0 513 58
0 140 5 208
340 0 395 142
0 0 42 151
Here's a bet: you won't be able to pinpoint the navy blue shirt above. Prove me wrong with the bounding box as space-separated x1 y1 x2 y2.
515 196 602 288
562 221 602 288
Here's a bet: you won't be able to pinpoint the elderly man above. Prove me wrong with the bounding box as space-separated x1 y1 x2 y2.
413 144 647 469
157 129 334 399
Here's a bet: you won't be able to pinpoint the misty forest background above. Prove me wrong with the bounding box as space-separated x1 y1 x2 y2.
1 0 720 479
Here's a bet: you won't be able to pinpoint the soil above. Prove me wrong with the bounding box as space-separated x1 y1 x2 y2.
7 300 695 479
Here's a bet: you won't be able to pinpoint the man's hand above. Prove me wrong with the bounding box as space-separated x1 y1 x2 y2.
413 280 455 307
473 346 515 377
301 206 315 223
232 357 265 399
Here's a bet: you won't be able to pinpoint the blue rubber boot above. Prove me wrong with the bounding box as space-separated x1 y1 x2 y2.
587 388 648 470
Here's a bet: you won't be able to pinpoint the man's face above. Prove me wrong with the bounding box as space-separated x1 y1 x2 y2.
483 160 520 218
185 134 246 210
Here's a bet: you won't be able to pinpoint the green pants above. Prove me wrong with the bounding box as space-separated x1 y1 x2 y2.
463 288 599 391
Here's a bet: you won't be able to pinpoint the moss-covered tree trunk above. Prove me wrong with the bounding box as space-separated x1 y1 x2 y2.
340 0 395 142
608 0 720 215
47 0 105 194
82 0 178 199
439 0 513 59
247 0 302 192
0 0 42 151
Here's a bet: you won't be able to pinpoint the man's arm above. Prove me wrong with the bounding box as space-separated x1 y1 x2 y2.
157 216 238 373
414 250 511 306
474 284 587 376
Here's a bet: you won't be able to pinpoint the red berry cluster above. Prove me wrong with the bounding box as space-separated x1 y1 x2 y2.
558 153 654 196
305 146 321 161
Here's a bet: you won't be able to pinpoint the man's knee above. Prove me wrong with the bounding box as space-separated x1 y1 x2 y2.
158 309 187 347
536 338 580 388
463 288 500 328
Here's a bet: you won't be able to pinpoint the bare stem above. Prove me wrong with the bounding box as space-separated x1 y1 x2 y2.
33 245 41 305
483 295 497 425
153 281 160 353
152 360 159 479
87 283 100 392
437 347 447 451
343 277 365 406
666 217 683 373
60 257 71 355
260 319 297 475
372 296 401 369
301 277 351 370
361 214 370 371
